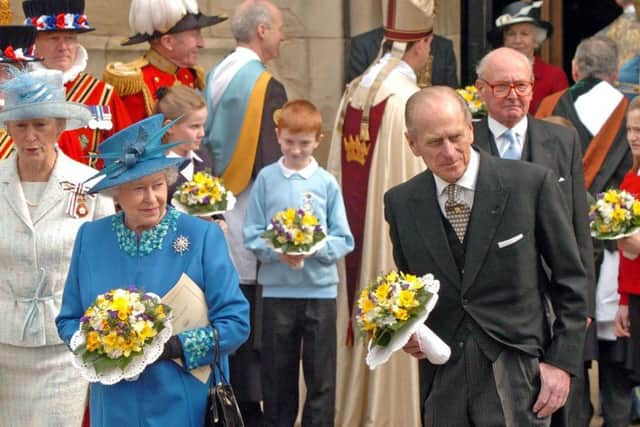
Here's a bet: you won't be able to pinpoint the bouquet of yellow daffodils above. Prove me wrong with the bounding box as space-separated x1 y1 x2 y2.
70 287 172 384
172 171 236 216
262 207 326 255
456 85 487 119
356 271 450 369
589 189 640 239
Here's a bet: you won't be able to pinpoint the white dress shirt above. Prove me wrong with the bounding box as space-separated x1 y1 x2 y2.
488 116 528 158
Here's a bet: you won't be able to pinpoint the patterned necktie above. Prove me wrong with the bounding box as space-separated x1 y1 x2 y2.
501 129 521 160
445 184 471 242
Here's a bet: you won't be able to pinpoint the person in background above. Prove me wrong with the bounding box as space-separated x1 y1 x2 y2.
203 1 287 423
607 95 640 427
598 0 640 99
0 24 41 159
56 114 249 427
536 35 635 427
0 68 114 426
487 1 568 113
153 85 213 197
328 1 454 424
153 85 226 232
243 99 354 427
473 46 595 427
347 26 458 88
104 0 226 123
19 0 132 168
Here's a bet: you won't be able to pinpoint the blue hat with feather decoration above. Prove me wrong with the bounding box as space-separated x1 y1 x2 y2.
88 114 190 194
0 68 90 128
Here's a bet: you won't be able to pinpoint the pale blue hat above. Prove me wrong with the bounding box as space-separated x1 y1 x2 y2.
0 68 90 129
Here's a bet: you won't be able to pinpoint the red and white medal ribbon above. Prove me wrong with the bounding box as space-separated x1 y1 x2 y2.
60 181 95 218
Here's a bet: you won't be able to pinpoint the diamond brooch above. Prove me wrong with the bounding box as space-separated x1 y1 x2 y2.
173 235 190 255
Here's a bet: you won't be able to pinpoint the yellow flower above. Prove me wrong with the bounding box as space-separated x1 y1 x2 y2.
193 172 206 184
398 289 417 308
360 296 375 314
394 308 409 321
111 294 131 320
302 213 318 226
599 223 609 233
138 321 158 341
385 271 398 283
103 331 119 348
293 230 306 245
375 283 391 301
633 200 640 216
283 208 296 225
603 190 620 204
155 305 166 321
613 206 627 222
86 331 100 352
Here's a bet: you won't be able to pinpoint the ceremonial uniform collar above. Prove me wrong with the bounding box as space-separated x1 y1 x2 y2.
146 48 183 75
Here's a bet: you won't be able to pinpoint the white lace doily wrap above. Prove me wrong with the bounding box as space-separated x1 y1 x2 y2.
69 294 173 385
172 192 237 217
269 238 327 269
365 279 451 369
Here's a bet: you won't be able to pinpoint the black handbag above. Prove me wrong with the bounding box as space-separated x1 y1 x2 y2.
205 328 245 427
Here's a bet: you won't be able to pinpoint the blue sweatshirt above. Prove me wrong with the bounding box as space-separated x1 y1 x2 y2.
243 158 354 298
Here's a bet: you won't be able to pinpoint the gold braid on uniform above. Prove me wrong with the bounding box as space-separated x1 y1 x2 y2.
103 57 148 97
0 0 11 25
194 66 206 91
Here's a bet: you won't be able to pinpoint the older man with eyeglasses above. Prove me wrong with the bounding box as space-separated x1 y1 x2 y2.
473 46 596 427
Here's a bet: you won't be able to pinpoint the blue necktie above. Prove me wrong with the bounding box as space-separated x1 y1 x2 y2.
501 129 521 160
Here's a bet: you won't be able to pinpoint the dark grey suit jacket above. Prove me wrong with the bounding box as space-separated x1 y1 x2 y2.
473 116 596 318
346 27 458 87
384 150 588 387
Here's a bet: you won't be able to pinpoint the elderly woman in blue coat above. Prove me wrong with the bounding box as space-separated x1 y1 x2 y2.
56 114 250 427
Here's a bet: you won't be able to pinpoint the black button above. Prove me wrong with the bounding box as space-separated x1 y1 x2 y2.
462 298 469 306
458 341 464 348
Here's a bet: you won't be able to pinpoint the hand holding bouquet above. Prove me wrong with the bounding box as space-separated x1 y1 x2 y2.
589 189 640 239
70 287 173 384
456 85 487 119
172 171 236 217
262 207 326 268
355 271 450 369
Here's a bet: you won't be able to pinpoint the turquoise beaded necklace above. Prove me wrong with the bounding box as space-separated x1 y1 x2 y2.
112 207 180 256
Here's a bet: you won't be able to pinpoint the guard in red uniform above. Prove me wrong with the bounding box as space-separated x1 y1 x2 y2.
20 0 132 168
103 0 226 122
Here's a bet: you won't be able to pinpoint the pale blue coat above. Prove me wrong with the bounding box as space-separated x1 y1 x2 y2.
56 208 249 427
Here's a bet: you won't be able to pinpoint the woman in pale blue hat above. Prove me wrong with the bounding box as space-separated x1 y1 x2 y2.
0 68 114 425
56 114 249 427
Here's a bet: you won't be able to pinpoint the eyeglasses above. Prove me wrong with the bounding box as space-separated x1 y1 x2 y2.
478 79 533 98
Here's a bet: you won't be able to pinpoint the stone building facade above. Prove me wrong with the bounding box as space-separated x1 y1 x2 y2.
7 0 461 164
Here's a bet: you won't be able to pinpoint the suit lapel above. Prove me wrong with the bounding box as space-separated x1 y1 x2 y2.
31 153 69 224
0 157 34 231
462 153 509 292
472 118 500 156
410 172 461 288
527 115 558 171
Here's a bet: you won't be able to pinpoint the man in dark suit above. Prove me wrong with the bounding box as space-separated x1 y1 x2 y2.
384 86 588 425
347 26 458 87
473 47 596 427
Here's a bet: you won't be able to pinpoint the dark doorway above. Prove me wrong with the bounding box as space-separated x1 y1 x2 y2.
561 0 620 82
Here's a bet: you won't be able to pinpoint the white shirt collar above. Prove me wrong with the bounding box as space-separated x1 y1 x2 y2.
30 44 88 84
487 115 528 140
278 156 318 179
233 46 261 63
433 147 480 196
360 53 417 88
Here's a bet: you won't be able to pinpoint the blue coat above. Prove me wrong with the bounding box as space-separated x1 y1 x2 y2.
56 208 249 427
